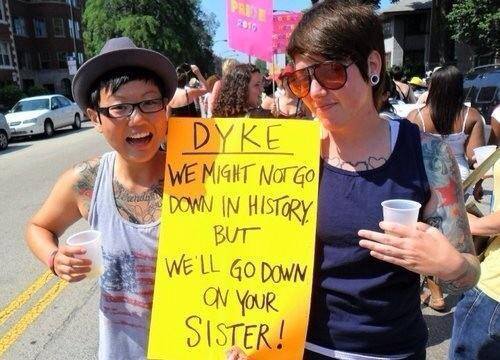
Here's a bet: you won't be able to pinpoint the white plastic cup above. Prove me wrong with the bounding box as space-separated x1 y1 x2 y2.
66 230 103 278
381 199 421 232
473 145 497 176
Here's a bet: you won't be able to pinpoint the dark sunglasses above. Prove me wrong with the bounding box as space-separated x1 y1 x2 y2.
285 61 353 99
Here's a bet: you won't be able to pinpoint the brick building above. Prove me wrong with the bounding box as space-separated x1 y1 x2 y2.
0 0 15 85
0 0 84 98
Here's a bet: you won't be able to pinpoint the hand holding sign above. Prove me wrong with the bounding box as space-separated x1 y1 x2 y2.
148 117 320 359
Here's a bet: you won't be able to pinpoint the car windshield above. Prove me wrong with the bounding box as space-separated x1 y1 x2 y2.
11 99 50 112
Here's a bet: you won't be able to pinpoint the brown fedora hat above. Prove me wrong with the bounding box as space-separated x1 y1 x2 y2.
72 37 177 111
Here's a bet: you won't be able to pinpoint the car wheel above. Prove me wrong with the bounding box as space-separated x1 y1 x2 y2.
44 120 54 138
72 113 81 130
0 131 8 150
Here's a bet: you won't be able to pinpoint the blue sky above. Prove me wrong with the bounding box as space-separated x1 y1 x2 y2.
200 0 392 61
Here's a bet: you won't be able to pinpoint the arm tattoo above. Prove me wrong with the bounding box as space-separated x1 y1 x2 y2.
440 256 480 293
73 158 100 218
326 156 388 171
420 133 479 293
113 179 163 224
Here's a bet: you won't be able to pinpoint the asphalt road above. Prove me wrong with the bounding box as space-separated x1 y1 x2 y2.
0 122 483 359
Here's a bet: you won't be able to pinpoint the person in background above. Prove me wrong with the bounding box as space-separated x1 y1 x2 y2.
283 1 479 359
391 65 416 103
274 65 311 119
408 76 427 101
208 58 239 117
200 74 219 118
212 64 269 118
169 63 208 117
449 168 500 358
488 104 500 145
417 67 442 106
407 65 484 311
408 66 485 181
261 77 276 112
379 72 402 121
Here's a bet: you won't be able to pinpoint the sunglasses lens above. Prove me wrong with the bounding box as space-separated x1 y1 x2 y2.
316 62 347 90
288 70 310 98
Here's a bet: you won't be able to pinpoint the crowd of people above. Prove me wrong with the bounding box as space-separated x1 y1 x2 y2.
24 0 498 359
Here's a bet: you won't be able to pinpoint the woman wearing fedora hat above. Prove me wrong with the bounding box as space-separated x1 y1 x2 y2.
24 37 243 360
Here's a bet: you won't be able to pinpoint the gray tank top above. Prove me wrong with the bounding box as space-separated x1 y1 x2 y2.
88 151 160 359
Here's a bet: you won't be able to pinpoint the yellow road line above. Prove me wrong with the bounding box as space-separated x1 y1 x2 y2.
0 270 53 326
0 279 68 356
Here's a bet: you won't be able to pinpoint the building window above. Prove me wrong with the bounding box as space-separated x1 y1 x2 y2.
68 20 80 39
68 19 74 38
0 41 12 67
34 18 47 38
74 21 80 39
383 21 392 39
385 52 392 69
57 52 67 68
78 52 84 65
38 52 51 69
13 17 28 36
53 18 65 37
0 1 5 22
18 51 32 69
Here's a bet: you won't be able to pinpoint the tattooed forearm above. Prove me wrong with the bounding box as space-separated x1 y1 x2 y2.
113 179 163 224
326 156 388 171
420 133 479 293
440 254 481 293
72 158 100 217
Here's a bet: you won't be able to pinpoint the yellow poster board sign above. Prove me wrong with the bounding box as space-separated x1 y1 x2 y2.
148 117 320 359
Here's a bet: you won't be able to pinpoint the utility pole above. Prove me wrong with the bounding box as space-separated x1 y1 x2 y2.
68 0 78 66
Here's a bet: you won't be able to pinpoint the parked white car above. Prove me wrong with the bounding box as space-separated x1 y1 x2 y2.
0 113 11 150
5 95 83 138
391 99 420 119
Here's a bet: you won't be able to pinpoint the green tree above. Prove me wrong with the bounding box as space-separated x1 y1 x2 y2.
83 0 219 74
447 0 500 56
254 59 268 75
0 85 25 110
310 0 397 8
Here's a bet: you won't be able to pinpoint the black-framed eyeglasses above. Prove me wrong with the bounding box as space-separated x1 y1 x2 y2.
285 61 354 99
97 98 165 119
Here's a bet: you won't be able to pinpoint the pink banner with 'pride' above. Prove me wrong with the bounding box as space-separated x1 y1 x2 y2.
227 0 273 62
272 12 302 54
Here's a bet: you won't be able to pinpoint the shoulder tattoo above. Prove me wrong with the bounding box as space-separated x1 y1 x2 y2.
72 158 100 212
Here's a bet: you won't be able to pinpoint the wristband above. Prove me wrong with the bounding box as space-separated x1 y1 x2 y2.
47 249 59 276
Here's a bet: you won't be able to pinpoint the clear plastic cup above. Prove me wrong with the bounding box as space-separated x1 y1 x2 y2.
381 199 421 233
473 145 497 176
66 230 103 278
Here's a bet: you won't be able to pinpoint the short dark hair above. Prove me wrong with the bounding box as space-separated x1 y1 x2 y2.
287 0 386 109
88 67 166 110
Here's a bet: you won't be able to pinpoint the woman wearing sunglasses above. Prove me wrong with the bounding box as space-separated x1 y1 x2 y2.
283 2 479 360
